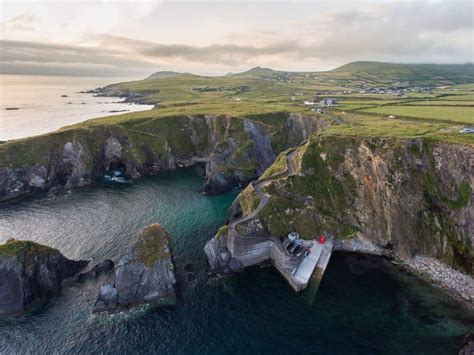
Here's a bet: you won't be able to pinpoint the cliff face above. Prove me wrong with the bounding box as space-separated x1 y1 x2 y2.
208 136 473 275
0 239 88 317
0 113 325 201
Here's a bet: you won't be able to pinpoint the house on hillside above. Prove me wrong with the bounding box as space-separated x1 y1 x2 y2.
319 98 338 107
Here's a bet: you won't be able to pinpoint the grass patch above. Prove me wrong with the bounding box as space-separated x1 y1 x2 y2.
0 239 56 258
135 224 171 267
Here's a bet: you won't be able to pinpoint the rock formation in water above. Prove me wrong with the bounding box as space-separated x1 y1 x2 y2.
0 239 88 318
459 332 474 355
93 224 176 313
0 113 325 202
74 259 114 282
206 136 473 277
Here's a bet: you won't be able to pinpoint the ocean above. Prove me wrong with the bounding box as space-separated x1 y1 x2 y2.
0 74 153 141
0 168 472 353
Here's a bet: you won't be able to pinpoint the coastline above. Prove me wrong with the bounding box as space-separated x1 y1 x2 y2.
0 74 154 142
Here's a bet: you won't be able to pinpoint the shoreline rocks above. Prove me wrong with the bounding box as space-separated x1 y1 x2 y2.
0 239 88 318
403 255 474 308
93 224 176 313
460 333 474 355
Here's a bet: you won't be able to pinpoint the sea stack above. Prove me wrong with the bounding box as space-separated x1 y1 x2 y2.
0 239 88 318
93 224 176 313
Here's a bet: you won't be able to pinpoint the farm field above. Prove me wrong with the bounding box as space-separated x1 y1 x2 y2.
404 100 474 106
358 105 474 124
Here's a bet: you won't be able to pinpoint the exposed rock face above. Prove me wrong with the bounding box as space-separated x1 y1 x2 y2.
0 113 325 202
93 224 176 313
0 165 48 201
459 333 474 355
60 140 92 189
243 119 275 175
284 113 326 146
204 226 243 274
0 239 88 318
208 136 474 275
333 234 384 256
74 259 114 282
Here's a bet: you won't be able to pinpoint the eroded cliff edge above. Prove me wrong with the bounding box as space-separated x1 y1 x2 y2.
206 136 473 278
0 112 325 201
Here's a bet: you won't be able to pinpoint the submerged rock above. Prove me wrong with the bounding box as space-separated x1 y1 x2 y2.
93 224 176 313
184 263 195 272
0 239 88 318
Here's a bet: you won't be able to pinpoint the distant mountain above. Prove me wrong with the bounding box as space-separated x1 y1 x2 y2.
332 61 474 85
145 71 185 80
232 66 281 77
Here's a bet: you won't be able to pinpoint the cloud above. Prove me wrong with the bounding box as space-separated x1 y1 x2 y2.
1 13 39 32
0 1 472 76
0 40 156 77
93 34 298 66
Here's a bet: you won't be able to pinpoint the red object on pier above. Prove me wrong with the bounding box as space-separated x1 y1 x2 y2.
318 235 326 244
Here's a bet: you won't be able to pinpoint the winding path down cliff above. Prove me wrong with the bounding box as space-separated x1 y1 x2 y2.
229 145 300 236
225 140 334 292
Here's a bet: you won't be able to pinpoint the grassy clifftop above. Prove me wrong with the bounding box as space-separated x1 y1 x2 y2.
0 239 58 258
0 61 472 203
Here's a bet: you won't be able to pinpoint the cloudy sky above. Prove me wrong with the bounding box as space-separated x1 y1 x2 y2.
0 0 473 77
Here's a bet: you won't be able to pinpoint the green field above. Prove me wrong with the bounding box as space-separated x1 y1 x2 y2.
404 100 474 106
358 105 474 124
2 61 474 166
440 94 474 101
76 62 474 147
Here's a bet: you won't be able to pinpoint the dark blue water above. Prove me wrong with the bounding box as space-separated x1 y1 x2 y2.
0 167 472 353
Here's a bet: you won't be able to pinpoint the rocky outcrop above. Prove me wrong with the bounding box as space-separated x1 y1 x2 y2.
74 259 114 282
93 224 176 313
0 239 88 318
243 119 275 175
459 333 474 355
0 113 326 202
60 140 92 189
0 165 48 201
204 226 243 274
333 234 384 256
208 136 474 276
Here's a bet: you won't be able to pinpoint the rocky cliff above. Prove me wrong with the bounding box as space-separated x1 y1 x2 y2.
0 239 88 317
0 113 326 201
93 224 176 312
207 136 473 275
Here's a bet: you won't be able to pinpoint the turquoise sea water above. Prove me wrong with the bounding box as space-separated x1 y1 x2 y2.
0 167 472 353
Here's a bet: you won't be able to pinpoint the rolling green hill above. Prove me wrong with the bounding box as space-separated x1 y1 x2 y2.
145 71 187 80
332 61 474 86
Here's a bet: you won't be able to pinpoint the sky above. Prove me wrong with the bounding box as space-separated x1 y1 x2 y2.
0 0 473 77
